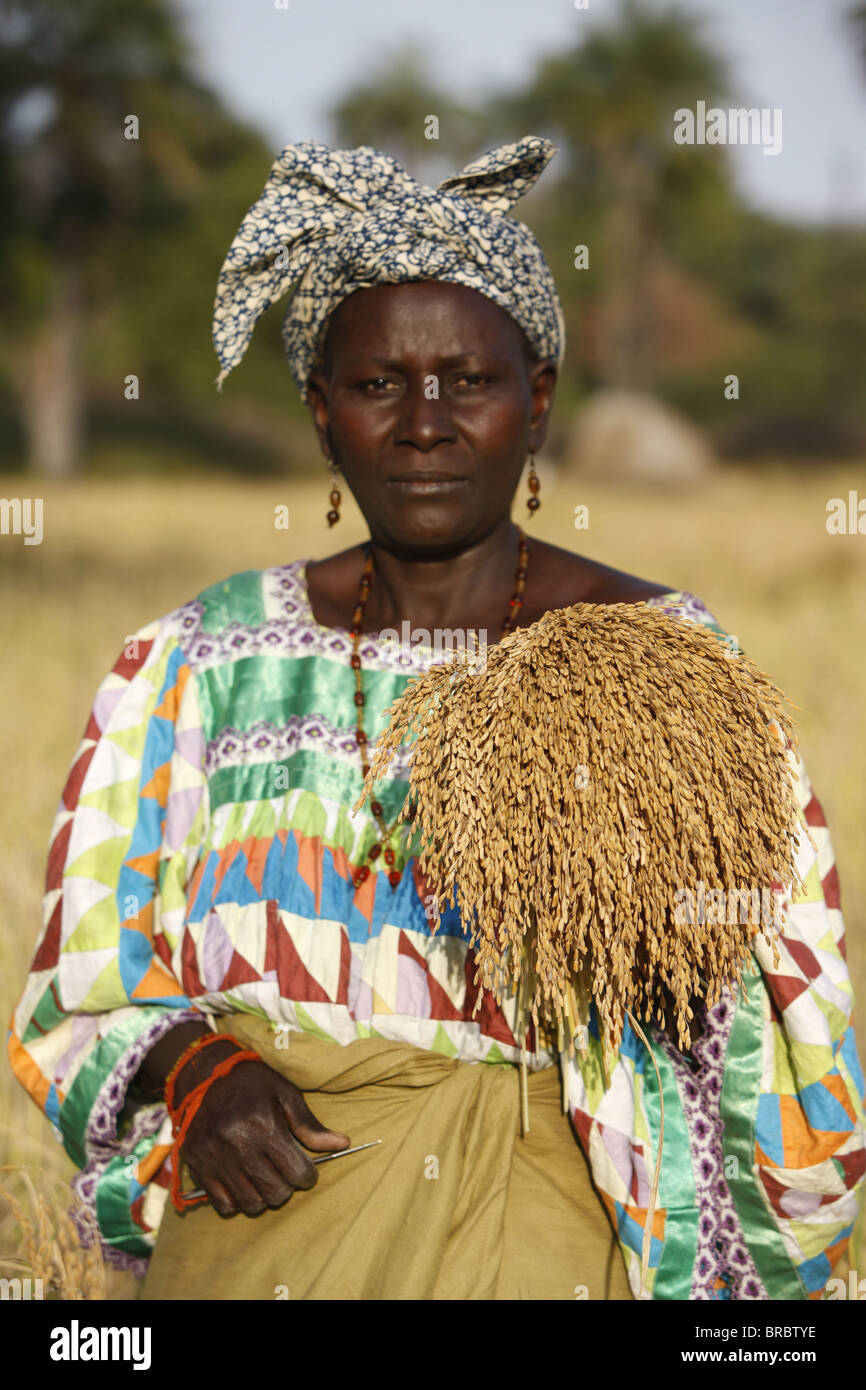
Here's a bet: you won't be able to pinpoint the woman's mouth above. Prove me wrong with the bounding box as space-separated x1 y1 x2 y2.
386 475 470 495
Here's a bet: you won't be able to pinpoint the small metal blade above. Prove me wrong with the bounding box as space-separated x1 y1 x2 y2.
311 1139 382 1165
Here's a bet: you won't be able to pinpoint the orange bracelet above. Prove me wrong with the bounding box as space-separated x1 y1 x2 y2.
164 1031 248 1115
169 1048 260 1214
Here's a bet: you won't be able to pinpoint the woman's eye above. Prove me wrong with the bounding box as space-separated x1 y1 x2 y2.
360 377 399 392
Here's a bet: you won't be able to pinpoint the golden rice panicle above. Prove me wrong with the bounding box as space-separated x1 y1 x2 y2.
0 1166 106 1300
363 602 802 1057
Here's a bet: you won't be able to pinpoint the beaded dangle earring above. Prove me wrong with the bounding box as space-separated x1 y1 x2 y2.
527 453 541 516
326 462 342 527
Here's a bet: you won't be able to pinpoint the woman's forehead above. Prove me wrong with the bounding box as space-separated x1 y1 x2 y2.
323 281 530 361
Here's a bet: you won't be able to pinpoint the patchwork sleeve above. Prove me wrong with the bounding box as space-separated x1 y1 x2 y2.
682 593 866 1295
735 753 866 1299
7 617 210 1273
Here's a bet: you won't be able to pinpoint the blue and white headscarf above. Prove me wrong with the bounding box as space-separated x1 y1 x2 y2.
212 135 566 400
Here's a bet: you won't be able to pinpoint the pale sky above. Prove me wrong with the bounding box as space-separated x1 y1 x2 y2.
178 0 866 224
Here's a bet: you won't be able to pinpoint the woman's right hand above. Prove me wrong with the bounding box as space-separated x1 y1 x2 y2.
173 1040 350 1217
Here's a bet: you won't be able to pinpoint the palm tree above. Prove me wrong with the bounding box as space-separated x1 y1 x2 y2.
849 4 866 71
331 44 482 183
489 0 731 391
0 0 242 475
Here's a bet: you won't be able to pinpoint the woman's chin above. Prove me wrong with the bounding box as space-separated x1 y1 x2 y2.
373 500 485 551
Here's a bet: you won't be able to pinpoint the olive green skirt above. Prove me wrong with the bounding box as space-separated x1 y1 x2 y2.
141 1015 632 1301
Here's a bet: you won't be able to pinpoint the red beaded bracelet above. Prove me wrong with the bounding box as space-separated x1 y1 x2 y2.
164 1031 249 1116
168 1048 261 1213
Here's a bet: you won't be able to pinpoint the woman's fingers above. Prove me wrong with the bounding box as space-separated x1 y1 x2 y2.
274 1129 320 1192
278 1080 350 1154
196 1153 288 1217
255 1145 303 1207
180 1063 349 1214
220 1163 272 1216
187 1165 239 1218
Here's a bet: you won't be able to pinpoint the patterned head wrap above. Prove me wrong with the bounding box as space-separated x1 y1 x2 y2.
212 135 565 401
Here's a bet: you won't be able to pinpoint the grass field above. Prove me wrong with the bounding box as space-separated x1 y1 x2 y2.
1 462 864 1233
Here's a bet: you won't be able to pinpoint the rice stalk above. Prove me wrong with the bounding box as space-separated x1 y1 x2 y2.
355 603 803 1057
0 1165 106 1300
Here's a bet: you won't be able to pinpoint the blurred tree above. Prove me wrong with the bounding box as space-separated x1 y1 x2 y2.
849 3 866 70
483 0 731 393
0 0 271 476
0 0 861 475
331 43 481 181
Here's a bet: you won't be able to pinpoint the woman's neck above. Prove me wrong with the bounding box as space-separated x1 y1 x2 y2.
304 529 673 637
361 519 523 636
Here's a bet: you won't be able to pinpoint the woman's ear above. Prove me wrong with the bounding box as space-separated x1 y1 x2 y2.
527 358 558 455
306 370 333 461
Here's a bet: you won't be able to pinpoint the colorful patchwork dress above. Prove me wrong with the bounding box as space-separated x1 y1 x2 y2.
8 560 865 1298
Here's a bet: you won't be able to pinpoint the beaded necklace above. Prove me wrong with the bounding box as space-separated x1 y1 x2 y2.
349 527 530 891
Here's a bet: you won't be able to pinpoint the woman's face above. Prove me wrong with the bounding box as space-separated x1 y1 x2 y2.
306 281 557 556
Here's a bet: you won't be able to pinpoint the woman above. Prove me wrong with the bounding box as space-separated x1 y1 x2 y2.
9 138 864 1301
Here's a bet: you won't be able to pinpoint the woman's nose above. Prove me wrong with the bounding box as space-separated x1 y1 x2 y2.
394 376 457 449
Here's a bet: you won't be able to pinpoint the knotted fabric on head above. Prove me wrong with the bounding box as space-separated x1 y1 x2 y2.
212 135 566 400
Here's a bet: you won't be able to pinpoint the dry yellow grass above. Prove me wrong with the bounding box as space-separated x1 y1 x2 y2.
0 461 863 1290
0 1166 105 1300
